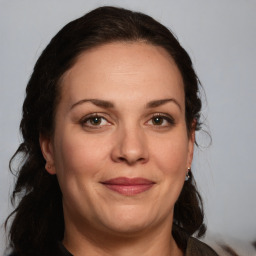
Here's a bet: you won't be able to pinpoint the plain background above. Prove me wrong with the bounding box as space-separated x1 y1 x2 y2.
1 0 256 254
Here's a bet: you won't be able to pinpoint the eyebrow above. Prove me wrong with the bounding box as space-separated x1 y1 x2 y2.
146 98 181 110
70 99 114 110
70 98 181 110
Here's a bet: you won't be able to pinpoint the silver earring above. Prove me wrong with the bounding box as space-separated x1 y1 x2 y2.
185 168 191 181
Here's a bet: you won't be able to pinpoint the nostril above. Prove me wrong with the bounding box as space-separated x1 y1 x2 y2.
118 157 126 162
111 135 149 164
117 156 146 165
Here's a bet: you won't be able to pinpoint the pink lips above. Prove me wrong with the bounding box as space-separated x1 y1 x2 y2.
101 177 155 196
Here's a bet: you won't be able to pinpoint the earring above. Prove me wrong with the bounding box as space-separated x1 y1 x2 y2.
185 167 191 181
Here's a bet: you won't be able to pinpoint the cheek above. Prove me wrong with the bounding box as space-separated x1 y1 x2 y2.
150 133 189 176
53 131 113 213
53 131 110 179
147 132 189 215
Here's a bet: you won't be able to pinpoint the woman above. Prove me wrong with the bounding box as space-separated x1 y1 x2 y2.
6 6 218 256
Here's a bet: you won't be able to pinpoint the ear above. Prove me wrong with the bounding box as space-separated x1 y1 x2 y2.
187 121 196 168
39 134 56 175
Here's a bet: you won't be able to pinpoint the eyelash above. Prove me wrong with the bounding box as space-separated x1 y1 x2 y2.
80 113 111 129
79 113 175 129
148 113 175 127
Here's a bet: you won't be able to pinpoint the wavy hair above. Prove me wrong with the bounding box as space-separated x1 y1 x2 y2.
6 6 205 254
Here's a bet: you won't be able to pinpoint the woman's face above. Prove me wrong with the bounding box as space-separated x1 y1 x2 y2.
41 42 194 237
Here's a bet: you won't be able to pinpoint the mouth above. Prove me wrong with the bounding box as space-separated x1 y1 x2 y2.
101 177 155 196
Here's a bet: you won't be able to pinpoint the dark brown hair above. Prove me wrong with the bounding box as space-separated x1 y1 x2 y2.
6 6 205 255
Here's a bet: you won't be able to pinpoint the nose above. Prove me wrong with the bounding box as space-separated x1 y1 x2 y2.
111 125 149 165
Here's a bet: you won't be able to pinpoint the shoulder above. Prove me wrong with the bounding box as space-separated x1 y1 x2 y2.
186 237 219 256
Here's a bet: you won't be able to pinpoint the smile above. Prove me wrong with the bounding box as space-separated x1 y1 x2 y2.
101 177 155 196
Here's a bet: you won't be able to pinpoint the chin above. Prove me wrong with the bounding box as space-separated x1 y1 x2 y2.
98 206 158 235
105 220 152 236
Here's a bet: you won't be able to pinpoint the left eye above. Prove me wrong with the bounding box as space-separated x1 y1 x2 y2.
146 115 175 127
81 115 110 128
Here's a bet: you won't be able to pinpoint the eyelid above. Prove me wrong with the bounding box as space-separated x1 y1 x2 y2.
79 112 175 129
145 113 175 126
80 113 112 128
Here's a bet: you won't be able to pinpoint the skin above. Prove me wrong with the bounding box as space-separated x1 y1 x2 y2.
40 42 195 256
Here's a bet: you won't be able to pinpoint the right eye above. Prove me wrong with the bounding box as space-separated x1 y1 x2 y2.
80 114 111 129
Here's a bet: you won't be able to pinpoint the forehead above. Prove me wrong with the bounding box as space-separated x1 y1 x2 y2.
60 42 184 108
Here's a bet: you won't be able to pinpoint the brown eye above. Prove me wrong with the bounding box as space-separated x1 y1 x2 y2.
80 114 111 129
152 116 164 125
146 114 175 127
89 116 102 125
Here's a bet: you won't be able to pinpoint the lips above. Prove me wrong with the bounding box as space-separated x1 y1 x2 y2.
101 177 155 196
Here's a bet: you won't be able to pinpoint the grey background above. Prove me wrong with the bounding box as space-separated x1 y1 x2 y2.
1 0 256 253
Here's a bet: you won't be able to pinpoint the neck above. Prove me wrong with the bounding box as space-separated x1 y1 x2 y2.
63 215 183 256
